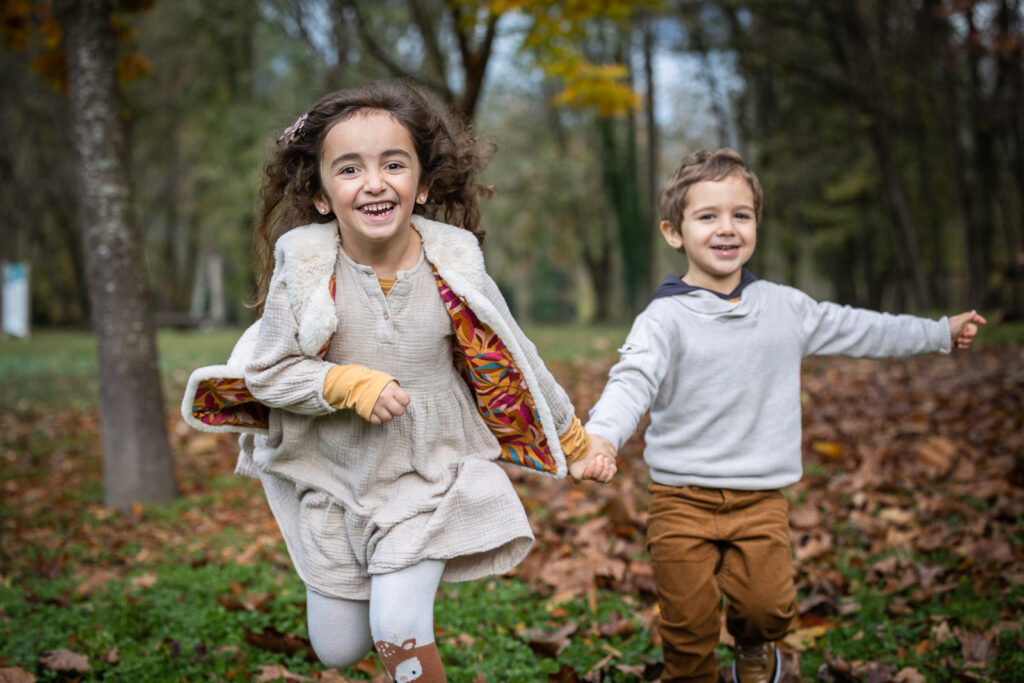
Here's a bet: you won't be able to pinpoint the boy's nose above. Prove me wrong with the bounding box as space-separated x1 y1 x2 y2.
717 218 736 234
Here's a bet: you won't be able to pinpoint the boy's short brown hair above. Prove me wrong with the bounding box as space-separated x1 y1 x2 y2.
658 149 763 232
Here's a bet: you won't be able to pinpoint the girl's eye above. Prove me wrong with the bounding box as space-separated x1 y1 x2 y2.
384 161 405 171
339 166 359 176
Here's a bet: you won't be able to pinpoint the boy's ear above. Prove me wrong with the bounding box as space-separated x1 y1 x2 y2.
660 220 685 251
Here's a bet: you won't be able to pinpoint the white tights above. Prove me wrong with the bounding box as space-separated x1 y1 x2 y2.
305 560 445 670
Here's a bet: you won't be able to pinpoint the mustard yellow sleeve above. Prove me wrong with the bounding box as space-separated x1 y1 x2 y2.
559 416 591 464
323 365 398 421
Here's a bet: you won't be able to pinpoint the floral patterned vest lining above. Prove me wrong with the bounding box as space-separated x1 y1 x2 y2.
188 269 558 476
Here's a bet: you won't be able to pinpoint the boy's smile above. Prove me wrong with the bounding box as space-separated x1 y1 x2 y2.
660 174 757 294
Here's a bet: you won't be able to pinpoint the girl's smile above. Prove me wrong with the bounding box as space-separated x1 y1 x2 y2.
360 202 396 219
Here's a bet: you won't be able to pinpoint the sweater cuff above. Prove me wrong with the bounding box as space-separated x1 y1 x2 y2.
559 416 591 465
323 365 398 421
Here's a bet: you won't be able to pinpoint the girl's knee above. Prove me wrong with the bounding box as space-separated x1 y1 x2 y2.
308 629 373 669
305 588 373 669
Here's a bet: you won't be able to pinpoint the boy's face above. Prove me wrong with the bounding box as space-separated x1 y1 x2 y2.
660 174 757 293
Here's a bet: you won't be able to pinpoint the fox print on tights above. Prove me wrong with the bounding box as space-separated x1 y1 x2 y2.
375 638 444 682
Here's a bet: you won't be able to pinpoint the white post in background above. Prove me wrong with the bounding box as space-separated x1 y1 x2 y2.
2 262 30 338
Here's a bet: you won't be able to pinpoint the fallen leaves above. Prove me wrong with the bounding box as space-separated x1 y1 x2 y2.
242 626 317 661
1 347 1022 680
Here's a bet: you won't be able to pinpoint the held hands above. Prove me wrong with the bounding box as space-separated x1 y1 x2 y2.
948 310 987 350
369 380 410 424
568 433 617 484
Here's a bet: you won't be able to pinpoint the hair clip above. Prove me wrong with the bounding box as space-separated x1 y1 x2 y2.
278 112 309 144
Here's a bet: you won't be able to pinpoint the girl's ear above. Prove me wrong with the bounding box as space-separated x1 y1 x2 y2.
416 180 431 205
313 192 330 215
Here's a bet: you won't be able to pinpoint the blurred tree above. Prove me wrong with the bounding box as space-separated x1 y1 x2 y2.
694 0 1022 311
0 46 85 325
519 1 660 315
338 0 500 120
337 0 659 319
126 0 270 326
53 0 176 510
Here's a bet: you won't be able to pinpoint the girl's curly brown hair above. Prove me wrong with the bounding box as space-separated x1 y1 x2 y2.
252 79 494 310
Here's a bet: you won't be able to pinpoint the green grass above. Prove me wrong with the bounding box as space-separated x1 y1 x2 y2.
3 324 1022 681
0 328 244 412
1 560 659 682
0 325 627 412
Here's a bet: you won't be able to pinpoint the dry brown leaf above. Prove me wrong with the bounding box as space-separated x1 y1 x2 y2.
130 572 157 588
915 435 957 476
811 440 844 459
38 649 91 673
958 629 998 665
788 504 823 529
73 567 121 596
243 626 316 660
518 621 577 657
255 663 311 682
0 668 36 683
893 668 927 683
315 669 360 682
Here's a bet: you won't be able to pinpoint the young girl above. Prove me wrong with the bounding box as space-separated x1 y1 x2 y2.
181 80 615 681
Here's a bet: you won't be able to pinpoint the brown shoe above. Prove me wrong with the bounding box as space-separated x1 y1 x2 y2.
732 640 780 683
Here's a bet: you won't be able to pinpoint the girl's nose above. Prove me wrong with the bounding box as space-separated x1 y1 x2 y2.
364 169 386 192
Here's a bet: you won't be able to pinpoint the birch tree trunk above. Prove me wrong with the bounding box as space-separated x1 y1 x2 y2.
55 0 177 510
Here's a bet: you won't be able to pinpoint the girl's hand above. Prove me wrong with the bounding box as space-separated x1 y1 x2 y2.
948 310 986 350
568 434 617 484
369 381 410 424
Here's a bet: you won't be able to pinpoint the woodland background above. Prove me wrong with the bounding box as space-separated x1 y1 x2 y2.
3 0 1024 327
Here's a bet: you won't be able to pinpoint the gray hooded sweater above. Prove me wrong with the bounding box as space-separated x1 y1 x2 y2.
585 274 951 490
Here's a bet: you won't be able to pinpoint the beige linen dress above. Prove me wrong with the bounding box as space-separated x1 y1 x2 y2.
244 244 535 600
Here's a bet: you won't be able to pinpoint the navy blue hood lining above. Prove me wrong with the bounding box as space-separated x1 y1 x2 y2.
652 268 758 301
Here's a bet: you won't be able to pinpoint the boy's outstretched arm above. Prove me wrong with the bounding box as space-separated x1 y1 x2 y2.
948 310 987 350
568 433 617 484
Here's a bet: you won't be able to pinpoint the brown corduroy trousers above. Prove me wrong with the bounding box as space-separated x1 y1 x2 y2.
648 484 797 682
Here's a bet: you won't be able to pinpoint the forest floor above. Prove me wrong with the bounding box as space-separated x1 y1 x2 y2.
1 328 1022 682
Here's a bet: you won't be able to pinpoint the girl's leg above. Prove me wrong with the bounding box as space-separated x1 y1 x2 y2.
369 559 446 682
305 588 373 669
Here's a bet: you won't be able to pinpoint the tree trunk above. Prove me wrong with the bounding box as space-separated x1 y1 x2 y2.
597 116 649 316
641 17 659 295
868 117 933 311
55 0 177 510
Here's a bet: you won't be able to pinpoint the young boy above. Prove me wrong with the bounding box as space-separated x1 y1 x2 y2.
585 149 985 683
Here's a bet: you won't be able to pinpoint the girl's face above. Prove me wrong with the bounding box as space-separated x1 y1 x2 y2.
314 109 425 262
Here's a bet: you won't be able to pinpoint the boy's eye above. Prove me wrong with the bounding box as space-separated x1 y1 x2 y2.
698 212 715 221
735 211 751 220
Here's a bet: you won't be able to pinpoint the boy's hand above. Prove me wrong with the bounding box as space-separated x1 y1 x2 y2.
369 380 410 424
948 310 986 350
568 434 617 484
